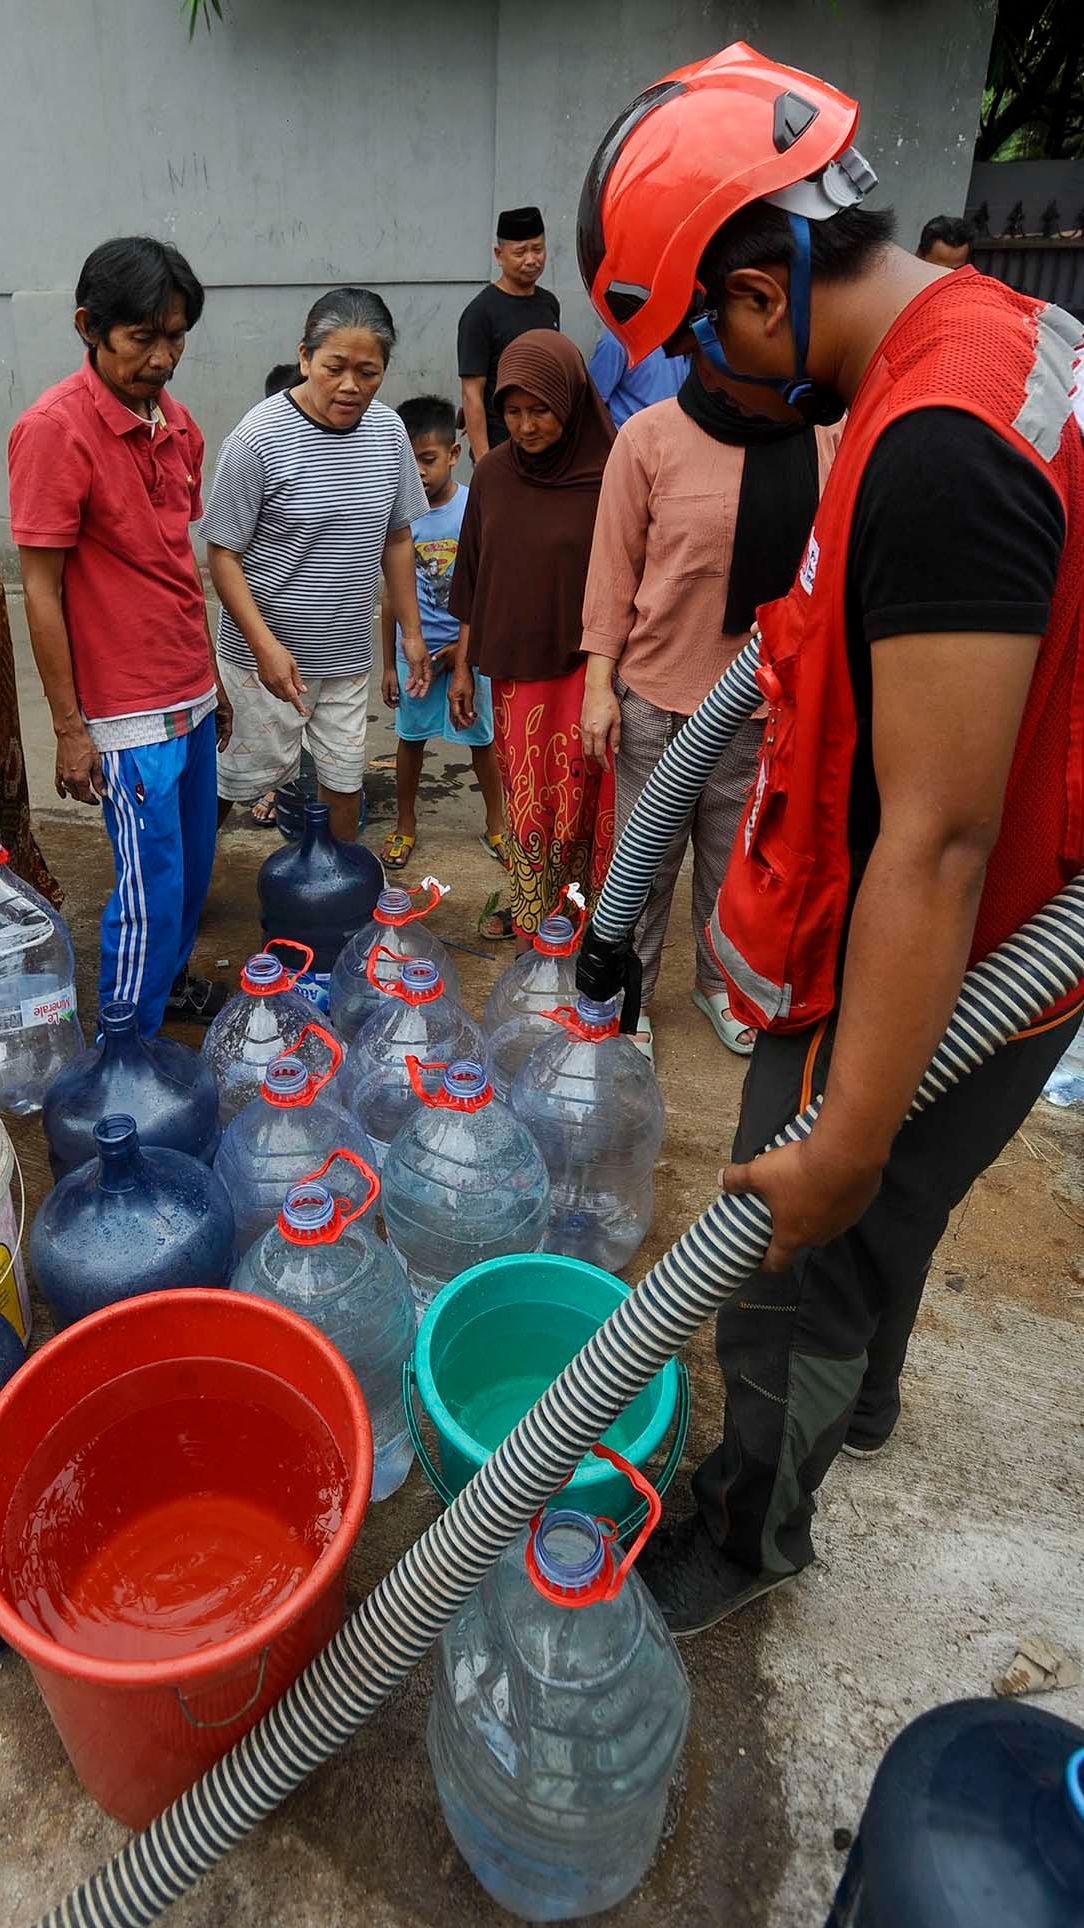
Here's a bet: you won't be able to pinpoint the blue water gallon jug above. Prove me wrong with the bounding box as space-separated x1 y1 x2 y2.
43 1000 220 1180
328 881 459 1043
341 958 486 1169
510 996 665 1273
201 941 346 1122
483 904 588 1102
0 846 84 1116
0 1313 25 1389
428 1453 690 1920
258 800 384 974
30 1114 235 1329
232 1148 415 1501
381 1058 550 1321
214 1023 377 1255
827 1698 1084 1927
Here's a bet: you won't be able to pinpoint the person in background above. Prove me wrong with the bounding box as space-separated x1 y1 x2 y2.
204 287 430 846
588 327 690 429
379 395 505 870
8 235 232 1032
457 207 559 463
448 332 615 945
264 362 301 398
580 371 839 1065
916 215 974 269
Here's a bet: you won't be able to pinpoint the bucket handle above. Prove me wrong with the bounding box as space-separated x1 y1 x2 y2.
175 1646 269 1729
401 1357 690 1538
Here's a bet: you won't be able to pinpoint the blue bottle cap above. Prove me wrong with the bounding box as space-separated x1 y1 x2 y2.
282 1182 337 1233
243 952 285 987
377 887 413 916
530 1510 607 1593
264 1057 309 1099
402 959 439 992
442 1060 489 1101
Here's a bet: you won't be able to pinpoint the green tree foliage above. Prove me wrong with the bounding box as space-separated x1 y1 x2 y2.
979 0 1084 160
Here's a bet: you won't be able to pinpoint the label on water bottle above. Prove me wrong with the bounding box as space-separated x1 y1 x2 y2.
295 971 331 1015
0 984 77 1033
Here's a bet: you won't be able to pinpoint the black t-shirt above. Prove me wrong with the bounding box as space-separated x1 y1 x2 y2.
844 407 1066 851
457 283 561 445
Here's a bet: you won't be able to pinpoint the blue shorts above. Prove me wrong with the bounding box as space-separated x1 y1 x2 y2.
395 647 494 748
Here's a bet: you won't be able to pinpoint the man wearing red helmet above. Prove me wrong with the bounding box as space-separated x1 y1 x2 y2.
577 45 1084 1633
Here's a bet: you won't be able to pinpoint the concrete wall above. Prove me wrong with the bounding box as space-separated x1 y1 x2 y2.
1 0 996 572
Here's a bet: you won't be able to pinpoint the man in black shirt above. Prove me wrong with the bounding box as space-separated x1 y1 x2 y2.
457 206 560 461
916 214 974 269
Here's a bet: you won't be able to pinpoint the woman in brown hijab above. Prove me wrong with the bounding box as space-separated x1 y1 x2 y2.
449 331 614 944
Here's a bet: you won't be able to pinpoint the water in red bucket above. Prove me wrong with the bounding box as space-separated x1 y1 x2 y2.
3 1357 347 1663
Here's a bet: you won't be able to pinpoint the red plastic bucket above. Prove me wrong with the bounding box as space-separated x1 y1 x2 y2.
0 1289 371 1826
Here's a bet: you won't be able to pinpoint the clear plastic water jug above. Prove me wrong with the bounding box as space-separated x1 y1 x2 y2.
328 880 459 1042
30 1114 235 1329
484 908 585 1102
201 941 346 1121
381 1058 550 1322
213 1023 377 1255
342 957 485 1170
43 1000 220 1181
257 801 384 974
0 848 84 1116
1042 1017 1084 1108
510 996 665 1272
826 1697 1084 1927
232 1148 415 1501
428 1451 690 1921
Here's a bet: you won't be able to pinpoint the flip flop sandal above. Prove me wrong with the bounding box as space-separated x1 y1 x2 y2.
479 831 509 866
382 831 416 870
478 893 515 941
249 791 278 828
691 988 756 1057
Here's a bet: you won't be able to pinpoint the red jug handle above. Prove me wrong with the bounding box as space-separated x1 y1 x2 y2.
241 938 315 995
278 1146 380 1243
264 1021 343 1106
374 877 448 928
405 1055 492 1111
524 1446 662 1608
538 1004 620 1042
365 944 442 1003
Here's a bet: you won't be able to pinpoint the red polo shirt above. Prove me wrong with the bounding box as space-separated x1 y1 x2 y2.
8 360 211 720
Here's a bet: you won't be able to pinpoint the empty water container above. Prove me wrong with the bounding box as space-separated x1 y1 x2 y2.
0 847 84 1115
214 1024 377 1255
30 1114 235 1329
510 996 665 1272
232 1148 415 1501
43 999 220 1180
826 1697 1084 1927
328 880 459 1042
484 911 584 1102
201 941 346 1121
258 800 384 974
342 958 485 1170
381 1058 550 1321
428 1452 690 1920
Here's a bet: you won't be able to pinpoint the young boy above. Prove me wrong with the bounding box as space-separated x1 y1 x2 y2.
380 396 505 868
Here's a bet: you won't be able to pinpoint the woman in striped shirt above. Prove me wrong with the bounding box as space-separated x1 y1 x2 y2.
203 286 431 843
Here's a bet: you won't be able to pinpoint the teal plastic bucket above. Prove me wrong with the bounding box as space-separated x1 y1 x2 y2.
404 1253 688 1532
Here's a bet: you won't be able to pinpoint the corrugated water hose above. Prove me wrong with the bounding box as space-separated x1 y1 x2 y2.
38 640 1084 1927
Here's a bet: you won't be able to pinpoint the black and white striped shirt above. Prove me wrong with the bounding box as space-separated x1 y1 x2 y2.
201 392 427 677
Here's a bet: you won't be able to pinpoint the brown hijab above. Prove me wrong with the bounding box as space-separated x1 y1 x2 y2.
449 331 616 683
493 330 615 488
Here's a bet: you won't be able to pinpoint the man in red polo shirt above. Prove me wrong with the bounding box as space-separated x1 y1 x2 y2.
8 236 231 1033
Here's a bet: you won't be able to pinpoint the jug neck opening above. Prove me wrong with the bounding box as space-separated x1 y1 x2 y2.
534 914 577 957
374 887 415 926
280 1182 339 1242
98 1001 144 1056
527 1510 613 1605
262 1057 312 1106
439 1059 492 1110
398 959 442 1005
240 953 286 995
94 1113 144 1191
299 801 333 852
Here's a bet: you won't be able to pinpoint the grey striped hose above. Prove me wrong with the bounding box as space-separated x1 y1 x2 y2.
38 643 1084 1928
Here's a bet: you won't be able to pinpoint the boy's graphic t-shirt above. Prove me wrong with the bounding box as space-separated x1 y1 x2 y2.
408 483 468 652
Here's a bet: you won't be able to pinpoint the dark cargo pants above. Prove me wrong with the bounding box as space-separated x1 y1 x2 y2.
692 1005 1082 1578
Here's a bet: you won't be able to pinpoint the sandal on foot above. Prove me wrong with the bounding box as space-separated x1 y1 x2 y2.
691 988 756 1057
478 893 515 941
628 1011 655 1067
479 830 509 866
382 830 416 870
249 790 278 828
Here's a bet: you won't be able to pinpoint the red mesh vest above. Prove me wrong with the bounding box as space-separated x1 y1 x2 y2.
709 271 1084 1034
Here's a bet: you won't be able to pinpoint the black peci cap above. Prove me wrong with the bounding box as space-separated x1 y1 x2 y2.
497 206 545 241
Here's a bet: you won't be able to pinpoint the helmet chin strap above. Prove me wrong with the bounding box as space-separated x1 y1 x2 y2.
690 211 815 407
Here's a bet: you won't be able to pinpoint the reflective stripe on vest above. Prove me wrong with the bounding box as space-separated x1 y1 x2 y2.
706 901 792 1024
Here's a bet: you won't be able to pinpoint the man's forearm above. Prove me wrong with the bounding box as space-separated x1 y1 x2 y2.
815 830 989 1174
24 587 82 734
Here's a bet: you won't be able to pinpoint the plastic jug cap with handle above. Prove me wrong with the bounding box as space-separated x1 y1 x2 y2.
532 884 588 958
539 995 621 1042
239 941 314 997
366 950 444 1004
373 878 449 928
525 1447 662 1607
261 1023 342 1108
405 1056 493 1113
277 1147 380 1243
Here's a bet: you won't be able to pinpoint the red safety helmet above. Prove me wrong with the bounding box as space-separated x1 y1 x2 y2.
578 42 875 367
